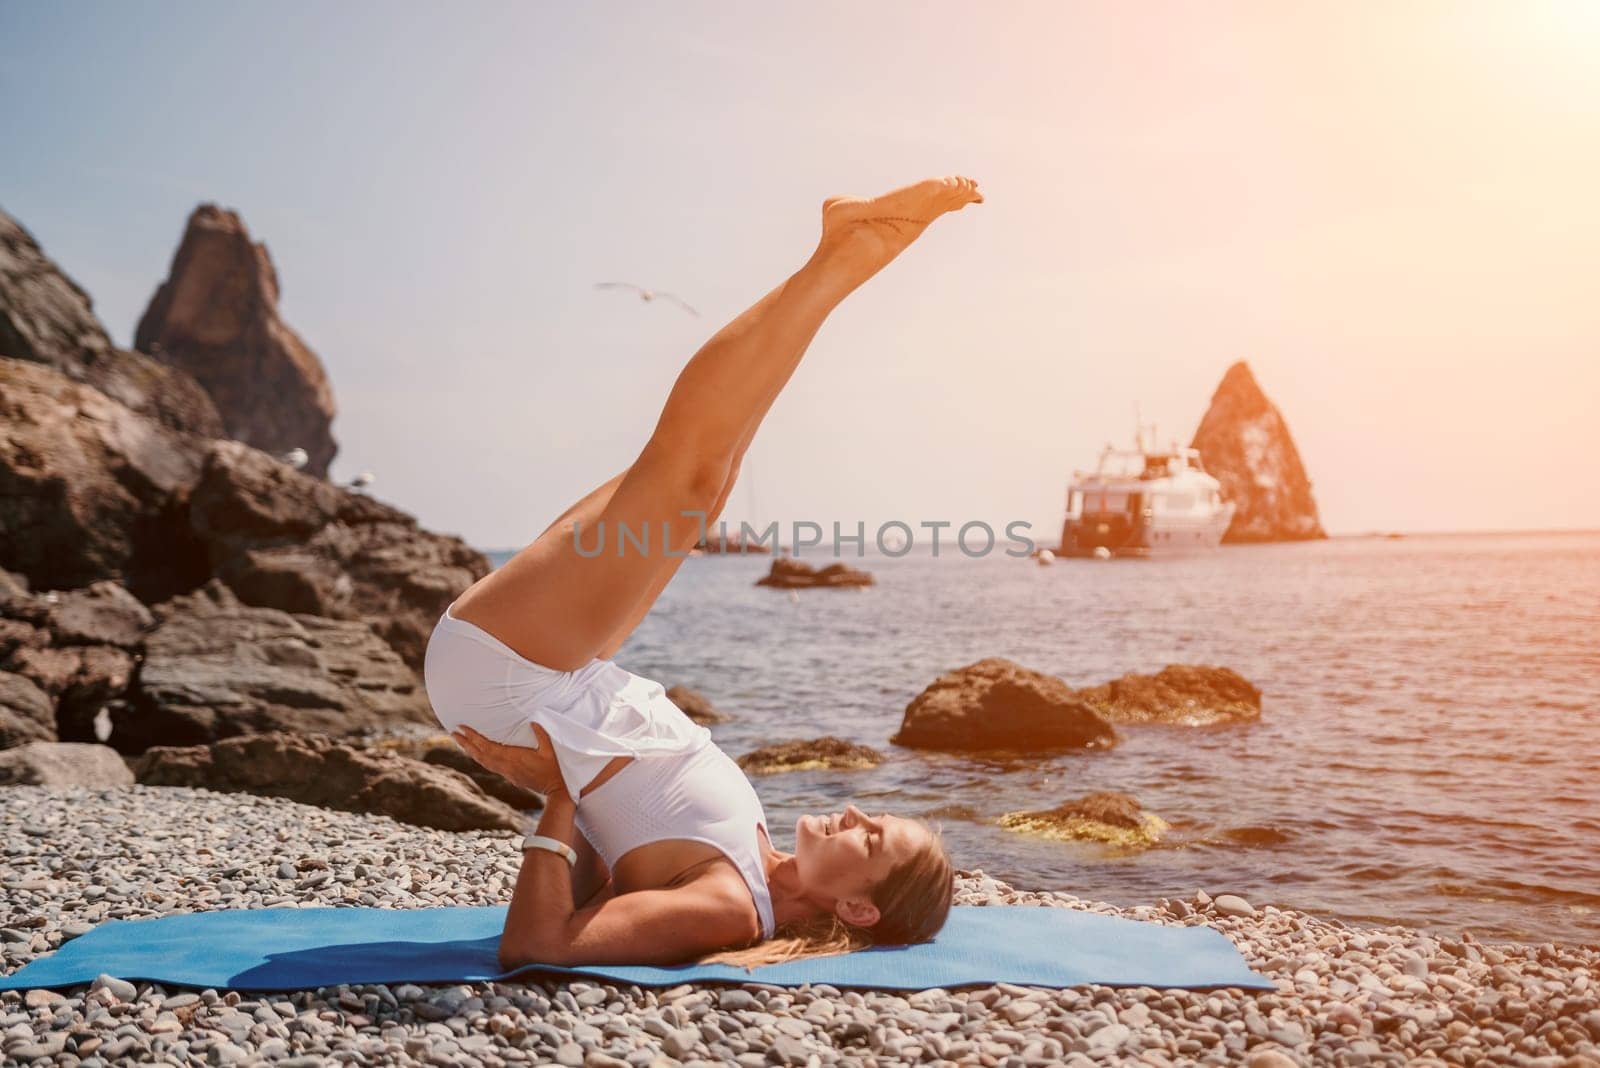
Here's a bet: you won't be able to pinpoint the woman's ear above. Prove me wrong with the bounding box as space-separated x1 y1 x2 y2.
836 896 880 927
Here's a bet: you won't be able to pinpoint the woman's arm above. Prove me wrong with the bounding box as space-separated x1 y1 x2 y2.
500 785 750 968
501 867 759 969
465 728 753 968
453 725 613 910
498 784 582 971
496 778 756 970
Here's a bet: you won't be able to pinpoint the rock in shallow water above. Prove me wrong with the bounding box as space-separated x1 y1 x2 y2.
755 558 874 589
1072 664 1261 726
892 657 1118 753
893 658 1262 754
737 735 883 774
998 790 1168 848
1191 360 1325 544
666 685 732 725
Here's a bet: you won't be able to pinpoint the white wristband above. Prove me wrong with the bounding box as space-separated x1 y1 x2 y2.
521 833 577 867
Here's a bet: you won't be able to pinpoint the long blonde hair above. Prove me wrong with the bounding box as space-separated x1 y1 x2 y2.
699 819 953 971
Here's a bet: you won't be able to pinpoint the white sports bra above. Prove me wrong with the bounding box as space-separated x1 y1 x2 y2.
573 741 776 940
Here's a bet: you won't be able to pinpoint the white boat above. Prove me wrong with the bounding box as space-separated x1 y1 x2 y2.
1059 432 1235 557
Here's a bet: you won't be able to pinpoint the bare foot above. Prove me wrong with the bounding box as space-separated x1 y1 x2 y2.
813 176 982 287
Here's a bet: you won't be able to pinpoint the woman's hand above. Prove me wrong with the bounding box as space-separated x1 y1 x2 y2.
451 722 568 797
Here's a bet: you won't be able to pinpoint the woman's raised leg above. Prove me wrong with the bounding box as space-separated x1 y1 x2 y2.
452 177 981 670
590 457 743 660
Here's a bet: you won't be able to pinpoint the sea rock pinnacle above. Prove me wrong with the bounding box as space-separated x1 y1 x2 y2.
1191 361 1325 543
135 204 338 476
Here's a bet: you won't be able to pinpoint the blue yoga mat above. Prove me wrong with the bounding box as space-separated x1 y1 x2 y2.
0 904 1272 993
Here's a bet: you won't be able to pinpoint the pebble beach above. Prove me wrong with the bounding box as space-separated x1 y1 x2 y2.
5 787 1599 1067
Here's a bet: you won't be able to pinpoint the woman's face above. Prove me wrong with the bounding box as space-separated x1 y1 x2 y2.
792 803 925 915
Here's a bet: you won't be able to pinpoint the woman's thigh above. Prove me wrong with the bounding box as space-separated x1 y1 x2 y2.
452 450 723 670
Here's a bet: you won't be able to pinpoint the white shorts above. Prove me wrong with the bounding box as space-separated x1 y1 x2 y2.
421 602 711 799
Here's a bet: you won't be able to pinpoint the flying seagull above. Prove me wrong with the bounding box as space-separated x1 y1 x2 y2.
594 281 699 317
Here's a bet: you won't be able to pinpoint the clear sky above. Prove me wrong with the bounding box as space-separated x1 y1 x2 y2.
4 1 1597 549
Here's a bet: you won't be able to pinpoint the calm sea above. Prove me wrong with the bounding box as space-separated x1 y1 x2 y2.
487 532 1600 944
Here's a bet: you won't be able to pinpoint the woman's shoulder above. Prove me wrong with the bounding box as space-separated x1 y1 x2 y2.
660 857 764 943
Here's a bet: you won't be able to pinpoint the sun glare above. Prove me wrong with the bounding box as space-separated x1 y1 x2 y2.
1530 0 1600 51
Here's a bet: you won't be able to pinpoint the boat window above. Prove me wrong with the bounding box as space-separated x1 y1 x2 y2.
1085 492 1130 513
1067 490 1082 516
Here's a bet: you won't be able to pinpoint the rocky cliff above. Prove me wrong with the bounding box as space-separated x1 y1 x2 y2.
1191 361 1326 543
0 206 507 824
135 205 338 477
0 357 486 667
0 358 213 600
1 208 222 437
3 208 489 751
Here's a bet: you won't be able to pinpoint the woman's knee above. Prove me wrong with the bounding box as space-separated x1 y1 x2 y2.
707 460 742 522
635 443 729 507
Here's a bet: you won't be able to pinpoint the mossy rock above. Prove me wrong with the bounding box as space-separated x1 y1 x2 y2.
737 735 883 774
998 790 1168 848
1073 665 1260 726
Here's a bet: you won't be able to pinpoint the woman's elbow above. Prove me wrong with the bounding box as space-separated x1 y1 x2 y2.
497 935 566 972
496 937 524 972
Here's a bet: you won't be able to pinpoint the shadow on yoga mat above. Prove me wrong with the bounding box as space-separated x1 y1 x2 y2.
0 904 1273 993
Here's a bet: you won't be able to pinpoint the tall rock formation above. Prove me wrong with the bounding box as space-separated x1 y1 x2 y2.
1190 361 1326 543
135 205 338 477
0 208 222 437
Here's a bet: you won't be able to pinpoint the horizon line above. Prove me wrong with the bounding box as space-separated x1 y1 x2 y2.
473 525 1600 556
